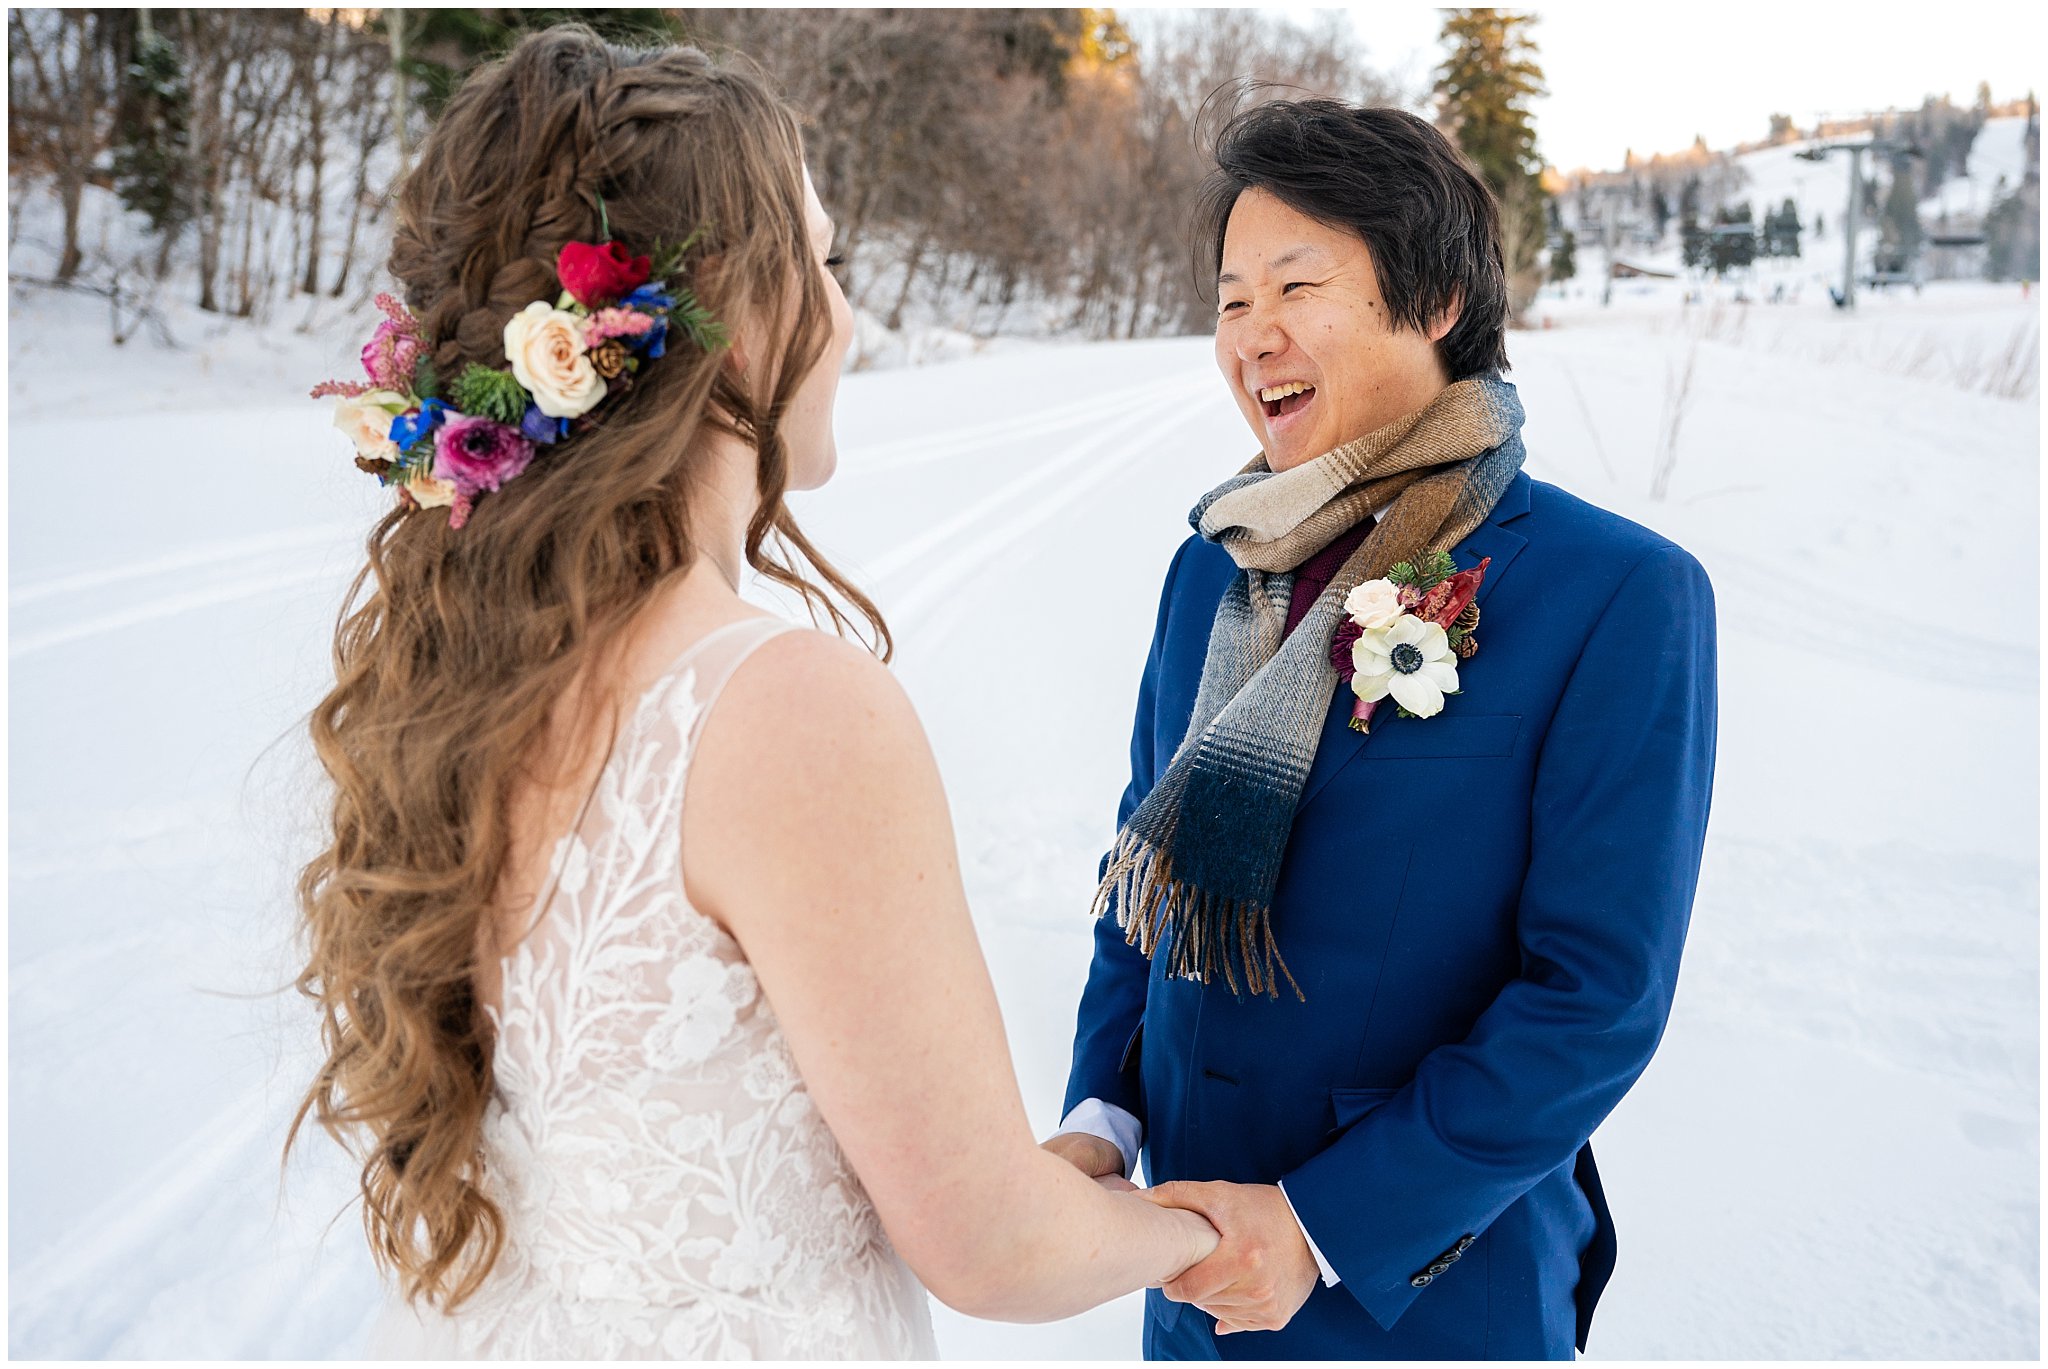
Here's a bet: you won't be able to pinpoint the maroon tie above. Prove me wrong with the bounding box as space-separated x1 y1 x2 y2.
1284 516 1375 637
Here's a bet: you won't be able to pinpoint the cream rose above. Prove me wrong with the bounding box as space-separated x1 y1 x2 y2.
1343 578 1405 630
503 301 607 418
405 472 458 509
332 390 407 461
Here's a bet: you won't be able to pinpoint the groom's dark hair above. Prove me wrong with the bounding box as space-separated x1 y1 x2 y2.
1194 96 1511 380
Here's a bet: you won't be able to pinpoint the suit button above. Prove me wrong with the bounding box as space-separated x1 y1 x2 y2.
1410 1273 1434 1288
1427 1262 1451 1276
1456 1234 1475 1252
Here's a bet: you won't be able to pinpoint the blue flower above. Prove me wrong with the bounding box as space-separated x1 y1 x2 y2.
388 398 448 452
638 316 669 359
621 285 672 311
520 404 570 445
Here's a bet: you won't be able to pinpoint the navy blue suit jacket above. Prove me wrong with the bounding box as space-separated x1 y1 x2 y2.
1063 471 1717 1360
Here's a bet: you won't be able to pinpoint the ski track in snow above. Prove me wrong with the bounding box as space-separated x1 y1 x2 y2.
8 284 2039 1358
870 380 1213 632
1694 535 2038 691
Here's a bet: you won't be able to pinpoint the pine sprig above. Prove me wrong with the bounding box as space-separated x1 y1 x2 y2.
391 440 436 485
450 364 531 424
648 224 709 284
669 285 729 352
1387 549 1457 590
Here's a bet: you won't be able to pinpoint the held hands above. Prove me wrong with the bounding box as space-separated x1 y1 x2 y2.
1042 1134 1217 1271
1140 1181 1320 1337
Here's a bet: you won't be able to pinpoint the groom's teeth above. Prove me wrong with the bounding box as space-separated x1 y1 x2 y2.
1258 381 1313 402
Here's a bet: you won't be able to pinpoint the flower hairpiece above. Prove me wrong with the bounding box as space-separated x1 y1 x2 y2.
314 224 725 528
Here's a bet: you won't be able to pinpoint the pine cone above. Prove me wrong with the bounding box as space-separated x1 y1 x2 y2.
590 339 630 379
1453 633 1478 659
1453 600 1480 633
354 454 393 477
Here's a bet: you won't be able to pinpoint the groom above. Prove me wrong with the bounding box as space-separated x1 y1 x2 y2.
1045 100 1717 1359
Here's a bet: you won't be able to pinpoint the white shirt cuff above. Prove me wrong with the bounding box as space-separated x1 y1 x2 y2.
1278 1179 1342 1286
1052 1098 1143 1179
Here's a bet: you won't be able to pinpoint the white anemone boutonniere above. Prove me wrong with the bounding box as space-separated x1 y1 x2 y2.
1352 614 1462 715
1330 550 1492 733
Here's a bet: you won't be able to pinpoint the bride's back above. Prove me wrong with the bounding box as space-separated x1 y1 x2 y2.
390 613 933 1358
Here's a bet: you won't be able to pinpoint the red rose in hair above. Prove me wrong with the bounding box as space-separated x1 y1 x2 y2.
556 240 651 307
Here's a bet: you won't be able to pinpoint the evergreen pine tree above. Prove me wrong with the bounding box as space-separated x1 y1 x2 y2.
1434 9 1548 311
1680 213 1709 271
1548 228 1576 283
111 20 194 277
1707 203 1757 274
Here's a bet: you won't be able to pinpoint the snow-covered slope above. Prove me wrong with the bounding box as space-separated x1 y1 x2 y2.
7 277 2039 1358
1924 112 2037 219
1569 115 2036 283
1733 114 2034 232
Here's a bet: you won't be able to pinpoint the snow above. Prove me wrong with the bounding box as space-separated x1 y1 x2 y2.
1924 113 2037 221
1728 116 2037 234
7 273 2039 1358
1570 114 2037 286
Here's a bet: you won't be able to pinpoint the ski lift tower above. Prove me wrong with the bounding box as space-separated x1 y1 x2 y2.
1797 125 1923 310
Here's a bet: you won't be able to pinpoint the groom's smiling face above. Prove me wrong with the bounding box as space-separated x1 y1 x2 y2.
1214 188 1457 472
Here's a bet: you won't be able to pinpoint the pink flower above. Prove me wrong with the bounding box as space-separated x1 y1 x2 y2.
431 414 535 498
360 294 425 392
584 308 656 345
310 377 377 399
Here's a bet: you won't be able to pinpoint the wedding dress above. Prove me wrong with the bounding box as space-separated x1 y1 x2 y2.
370 616 937 1359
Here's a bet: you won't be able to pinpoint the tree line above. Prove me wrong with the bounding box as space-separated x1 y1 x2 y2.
8 8 1563 340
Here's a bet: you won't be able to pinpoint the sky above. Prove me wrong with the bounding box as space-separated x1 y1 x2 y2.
1258 5 2046 173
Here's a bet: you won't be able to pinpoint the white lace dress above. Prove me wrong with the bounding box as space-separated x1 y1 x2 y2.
370 617 937 1359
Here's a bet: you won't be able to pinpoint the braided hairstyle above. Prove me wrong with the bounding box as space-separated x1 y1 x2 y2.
288 26 888 1310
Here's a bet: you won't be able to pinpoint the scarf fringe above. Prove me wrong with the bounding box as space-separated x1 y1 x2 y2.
1091 829 1304 1002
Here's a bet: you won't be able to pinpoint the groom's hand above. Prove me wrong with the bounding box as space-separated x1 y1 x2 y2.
1142 1181 1318 1336
1041 1132 1125 1180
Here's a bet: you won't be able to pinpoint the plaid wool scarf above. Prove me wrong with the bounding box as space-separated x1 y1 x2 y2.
1092 375 1527 998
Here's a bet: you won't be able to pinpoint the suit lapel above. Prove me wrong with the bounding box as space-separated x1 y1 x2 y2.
1294 473 1532 813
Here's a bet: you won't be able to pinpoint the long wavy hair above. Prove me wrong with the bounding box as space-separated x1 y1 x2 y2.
287 27 887 1311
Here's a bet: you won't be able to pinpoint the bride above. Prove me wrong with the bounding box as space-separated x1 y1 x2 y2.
289 26 1215 1360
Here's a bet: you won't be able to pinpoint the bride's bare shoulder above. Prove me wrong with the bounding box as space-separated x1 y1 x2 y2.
684 627 940 927
709 626 918 757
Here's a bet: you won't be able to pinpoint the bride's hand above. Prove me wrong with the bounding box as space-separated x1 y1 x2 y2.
1147 1198 1220 1276
1093 1173 1139 1194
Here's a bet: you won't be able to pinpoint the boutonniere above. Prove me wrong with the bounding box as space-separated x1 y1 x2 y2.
1330 551 1491 733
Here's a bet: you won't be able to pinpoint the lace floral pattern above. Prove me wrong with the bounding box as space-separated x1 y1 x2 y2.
420 620 936 1359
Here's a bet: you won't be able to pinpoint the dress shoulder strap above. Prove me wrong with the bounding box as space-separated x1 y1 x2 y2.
665 615 801 752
